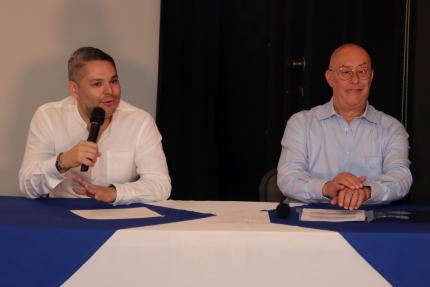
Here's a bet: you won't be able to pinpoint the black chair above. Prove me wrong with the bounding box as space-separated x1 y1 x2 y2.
259 169 285 202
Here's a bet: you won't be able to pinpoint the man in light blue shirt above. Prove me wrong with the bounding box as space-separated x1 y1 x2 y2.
277 43 412 210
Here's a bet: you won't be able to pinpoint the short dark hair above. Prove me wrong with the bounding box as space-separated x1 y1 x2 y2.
68 47 116 81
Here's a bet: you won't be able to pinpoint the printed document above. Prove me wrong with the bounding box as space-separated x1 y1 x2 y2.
299 208 366 222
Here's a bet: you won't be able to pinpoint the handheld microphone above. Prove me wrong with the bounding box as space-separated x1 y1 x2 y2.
81 107 105 172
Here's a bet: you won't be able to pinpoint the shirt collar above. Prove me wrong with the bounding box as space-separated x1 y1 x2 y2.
360 103 378 124
316 98 337 120
317 97 378 124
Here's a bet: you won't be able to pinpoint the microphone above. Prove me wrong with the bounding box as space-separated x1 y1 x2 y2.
81 107 105 172
275 198 291 219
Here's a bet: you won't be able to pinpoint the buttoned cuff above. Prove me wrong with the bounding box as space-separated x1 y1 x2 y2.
41 156 66 190
365 182 384 203
308 178 331 202
111 184 124 206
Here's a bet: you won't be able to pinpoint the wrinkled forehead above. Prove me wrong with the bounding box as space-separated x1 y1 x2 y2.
329 45 372 69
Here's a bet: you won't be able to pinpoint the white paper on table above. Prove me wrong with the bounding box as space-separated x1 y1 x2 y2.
71 207 163 220
299 208 366 222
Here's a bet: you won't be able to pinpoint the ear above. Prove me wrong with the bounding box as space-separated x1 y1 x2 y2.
68 80 79 98
325 69 334 88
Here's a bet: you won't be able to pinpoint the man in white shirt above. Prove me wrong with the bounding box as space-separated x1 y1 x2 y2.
19 47 171 205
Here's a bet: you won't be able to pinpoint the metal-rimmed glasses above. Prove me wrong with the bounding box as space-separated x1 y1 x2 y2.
329 65 372 81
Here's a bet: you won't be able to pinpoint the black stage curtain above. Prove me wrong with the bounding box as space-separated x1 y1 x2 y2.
409 0 430 203
157 0 410 201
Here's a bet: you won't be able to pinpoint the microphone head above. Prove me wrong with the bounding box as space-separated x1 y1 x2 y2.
90 107 105 125
275 198 290 219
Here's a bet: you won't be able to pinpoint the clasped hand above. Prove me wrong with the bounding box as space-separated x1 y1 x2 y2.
323 172 371 210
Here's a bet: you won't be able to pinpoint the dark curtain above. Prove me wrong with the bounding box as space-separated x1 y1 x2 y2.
157 0 410 201
157 1 275 200
408 0 430 203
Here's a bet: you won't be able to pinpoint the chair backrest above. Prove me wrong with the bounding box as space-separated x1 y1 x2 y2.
259 169 285 202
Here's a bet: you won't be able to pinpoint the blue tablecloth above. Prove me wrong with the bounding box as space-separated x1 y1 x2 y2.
269 204 430 287
0 196 213 287
2 196 429 287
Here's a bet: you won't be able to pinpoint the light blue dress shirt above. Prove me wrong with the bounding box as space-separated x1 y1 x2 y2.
277 98 412 203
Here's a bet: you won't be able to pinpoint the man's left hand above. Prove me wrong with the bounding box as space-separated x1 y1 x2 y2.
72 176 117 204
331 186 371 210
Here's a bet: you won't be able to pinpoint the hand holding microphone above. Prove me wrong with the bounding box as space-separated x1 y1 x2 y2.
81 107 105 171
56 107 105 173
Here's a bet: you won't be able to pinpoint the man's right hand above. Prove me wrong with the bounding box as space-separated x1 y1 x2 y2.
59 141 101 171
323 172 366 201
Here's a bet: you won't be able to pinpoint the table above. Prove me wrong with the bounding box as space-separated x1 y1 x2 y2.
1 196 429 286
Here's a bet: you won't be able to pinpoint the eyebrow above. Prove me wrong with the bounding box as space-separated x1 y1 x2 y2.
89 75 119 82
339 63 369 68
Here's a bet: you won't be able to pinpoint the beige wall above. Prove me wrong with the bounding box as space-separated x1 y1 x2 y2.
0 0 160 196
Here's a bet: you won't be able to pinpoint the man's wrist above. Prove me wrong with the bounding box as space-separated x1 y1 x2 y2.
108 184 117 203
322 181 332 198
363 185 371 200
55 152 68 173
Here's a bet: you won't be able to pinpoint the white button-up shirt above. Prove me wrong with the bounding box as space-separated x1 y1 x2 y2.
19 96 171 205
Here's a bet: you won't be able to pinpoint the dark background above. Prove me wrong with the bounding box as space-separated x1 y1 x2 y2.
156 0 430 203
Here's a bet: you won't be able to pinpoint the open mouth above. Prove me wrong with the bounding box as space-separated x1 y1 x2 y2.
101 99 116 107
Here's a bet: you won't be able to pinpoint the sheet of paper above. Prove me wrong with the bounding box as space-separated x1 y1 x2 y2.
71 207 163 220
299 208 366 222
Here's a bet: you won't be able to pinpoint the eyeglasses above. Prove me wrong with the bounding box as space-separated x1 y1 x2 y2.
329 66 372 81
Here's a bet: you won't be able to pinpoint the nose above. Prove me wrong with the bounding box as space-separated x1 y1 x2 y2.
104 82 113 94
350 71 360 83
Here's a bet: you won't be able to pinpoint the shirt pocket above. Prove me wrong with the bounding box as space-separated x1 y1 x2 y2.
365 156 381 170
106 151 135 183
